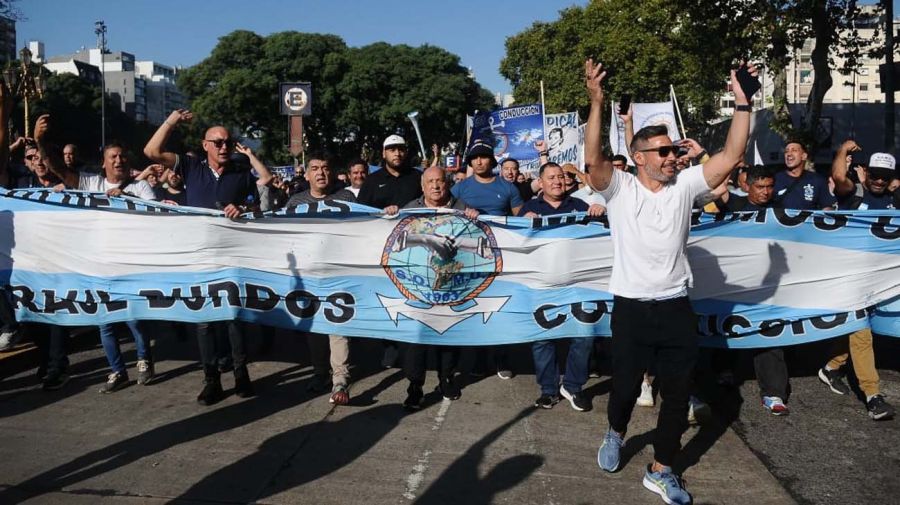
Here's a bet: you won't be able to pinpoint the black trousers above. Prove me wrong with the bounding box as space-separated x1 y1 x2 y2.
753 348 788 398
606 296 698 467
404 343 459 386
196 321 246 372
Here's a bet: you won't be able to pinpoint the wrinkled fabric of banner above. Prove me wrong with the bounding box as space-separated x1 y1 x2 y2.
1 188 898 348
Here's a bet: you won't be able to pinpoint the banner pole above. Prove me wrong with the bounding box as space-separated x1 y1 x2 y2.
670 84 687 139
540 80 548 145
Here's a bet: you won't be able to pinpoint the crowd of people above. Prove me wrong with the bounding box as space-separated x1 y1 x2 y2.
0 61 898 505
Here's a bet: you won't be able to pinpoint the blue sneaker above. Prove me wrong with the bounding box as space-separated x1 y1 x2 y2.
597 428 623 472
643 464 692 505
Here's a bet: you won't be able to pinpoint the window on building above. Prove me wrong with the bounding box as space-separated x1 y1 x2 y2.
860 84 869 91
860 68 869 76
800 70 813 83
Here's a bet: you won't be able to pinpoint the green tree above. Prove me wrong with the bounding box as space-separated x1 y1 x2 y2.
178 31 494 165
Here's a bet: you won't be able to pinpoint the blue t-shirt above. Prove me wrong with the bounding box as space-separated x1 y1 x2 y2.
450 176 524 216
837 189 896 210
774 170 836 210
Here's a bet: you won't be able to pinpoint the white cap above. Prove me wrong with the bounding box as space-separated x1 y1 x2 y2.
383 134 406 148
868 152 896 171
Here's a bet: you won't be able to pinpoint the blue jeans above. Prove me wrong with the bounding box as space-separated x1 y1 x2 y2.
99 321 150 374
531 337 595 396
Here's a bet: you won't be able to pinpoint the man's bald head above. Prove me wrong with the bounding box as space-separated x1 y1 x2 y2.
421 166 451 207
202 126 233 166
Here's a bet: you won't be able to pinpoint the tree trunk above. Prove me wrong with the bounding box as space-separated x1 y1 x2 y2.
803 2 835 155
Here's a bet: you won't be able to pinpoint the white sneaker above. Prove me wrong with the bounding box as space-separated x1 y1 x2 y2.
688 395 710 425
636 381 654 407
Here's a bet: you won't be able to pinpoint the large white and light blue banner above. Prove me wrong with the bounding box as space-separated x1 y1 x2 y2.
543 112 582 177
1 189 898 348
468 104 545 173
609 101 681 166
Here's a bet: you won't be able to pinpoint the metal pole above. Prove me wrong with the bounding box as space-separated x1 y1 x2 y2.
95 21 107 150
885 3 895 151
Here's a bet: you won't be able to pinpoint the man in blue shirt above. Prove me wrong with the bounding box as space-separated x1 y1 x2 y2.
144 109 274 405
452 140 523 379
518 162 603 412
774 141 836 210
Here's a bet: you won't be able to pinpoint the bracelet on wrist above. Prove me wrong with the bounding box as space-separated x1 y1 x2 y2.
735 104 752 112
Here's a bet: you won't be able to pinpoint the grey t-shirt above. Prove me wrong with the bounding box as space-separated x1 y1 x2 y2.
286 188 356 208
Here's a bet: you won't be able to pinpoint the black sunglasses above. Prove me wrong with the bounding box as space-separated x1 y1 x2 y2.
204 138 235 149
24 154 36 160
638 145 682 157
867 169 895 181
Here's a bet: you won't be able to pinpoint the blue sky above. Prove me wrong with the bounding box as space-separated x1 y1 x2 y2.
14 0 584 96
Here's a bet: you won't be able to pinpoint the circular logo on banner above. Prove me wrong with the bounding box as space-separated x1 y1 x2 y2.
283 87 309 113
381 214 502 306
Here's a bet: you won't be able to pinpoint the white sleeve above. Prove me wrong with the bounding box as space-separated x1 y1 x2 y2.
77 172 99 191
681 165 712 200
598 168 625 202
572 187 607 206
128 180 158 201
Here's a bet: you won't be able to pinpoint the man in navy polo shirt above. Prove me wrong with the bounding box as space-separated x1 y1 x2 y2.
775 140 836 210
519 162 604 412
144 109 274 405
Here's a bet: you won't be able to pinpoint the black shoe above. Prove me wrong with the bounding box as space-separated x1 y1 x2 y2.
559 385 592 412
42 371 70 391
217 362 234 374
818 367 850 395
307 373 331 393
534 394 560 409
438 376 461 401
233 367 255 398
382 345 400 369
403 384 424 410
867 394 896 420
197 374 224 406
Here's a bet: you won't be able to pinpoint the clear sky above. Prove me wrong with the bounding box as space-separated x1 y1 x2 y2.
14 0 585 96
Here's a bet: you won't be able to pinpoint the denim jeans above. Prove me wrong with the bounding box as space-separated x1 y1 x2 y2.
531 337 594 396
99 321 150 374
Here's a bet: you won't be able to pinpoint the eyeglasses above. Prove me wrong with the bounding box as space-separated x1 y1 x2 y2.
24 154 36 161
204 138 234 149
867 169 894 181
638 145 682 157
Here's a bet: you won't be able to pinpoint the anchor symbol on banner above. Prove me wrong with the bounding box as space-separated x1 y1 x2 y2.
379 213 507 334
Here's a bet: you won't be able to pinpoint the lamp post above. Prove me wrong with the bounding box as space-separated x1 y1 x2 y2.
95 20 107 149
3 47 46 138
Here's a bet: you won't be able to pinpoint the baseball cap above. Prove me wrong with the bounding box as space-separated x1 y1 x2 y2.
868 152 896 171
383 135 407 148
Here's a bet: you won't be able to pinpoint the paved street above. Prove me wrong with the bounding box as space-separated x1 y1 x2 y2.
0 329 896 505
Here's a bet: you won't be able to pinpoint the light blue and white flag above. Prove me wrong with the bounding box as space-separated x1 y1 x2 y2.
1 188 898 348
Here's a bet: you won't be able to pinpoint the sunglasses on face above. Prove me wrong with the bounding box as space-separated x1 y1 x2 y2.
24 154 36 161
638 145 682 157
867 169 894 181
204 138 234 149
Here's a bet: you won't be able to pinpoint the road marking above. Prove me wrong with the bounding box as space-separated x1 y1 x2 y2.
402 398 452 500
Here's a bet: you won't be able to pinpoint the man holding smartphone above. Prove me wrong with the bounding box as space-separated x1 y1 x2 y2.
584 59 756 505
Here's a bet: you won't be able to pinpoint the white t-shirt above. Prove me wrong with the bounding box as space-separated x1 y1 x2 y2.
570 184 607 206
599 165 711 299
78 172 157 201
347 186 361 197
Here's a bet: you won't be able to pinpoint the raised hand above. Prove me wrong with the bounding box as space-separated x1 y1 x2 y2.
730 62 759 106
165 108 193 126
33 114 50 142
234 142 253 157
585 58 607 104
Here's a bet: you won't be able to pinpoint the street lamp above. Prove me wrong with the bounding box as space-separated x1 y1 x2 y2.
3 47 46 138
95 20 107 149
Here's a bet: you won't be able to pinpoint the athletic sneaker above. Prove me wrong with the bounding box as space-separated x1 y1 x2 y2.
534 394 560 409
438 376 461 401
687 396 710 426
560 385 591 412
867 395 896 420
136 359 154 385
99 371 128 394
42 371 70 391
762 396 789 416
329 384 350 405
597 428 624 472
643 464 692 505
497 368 514 380
818 367 850 395
636 381 654 407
